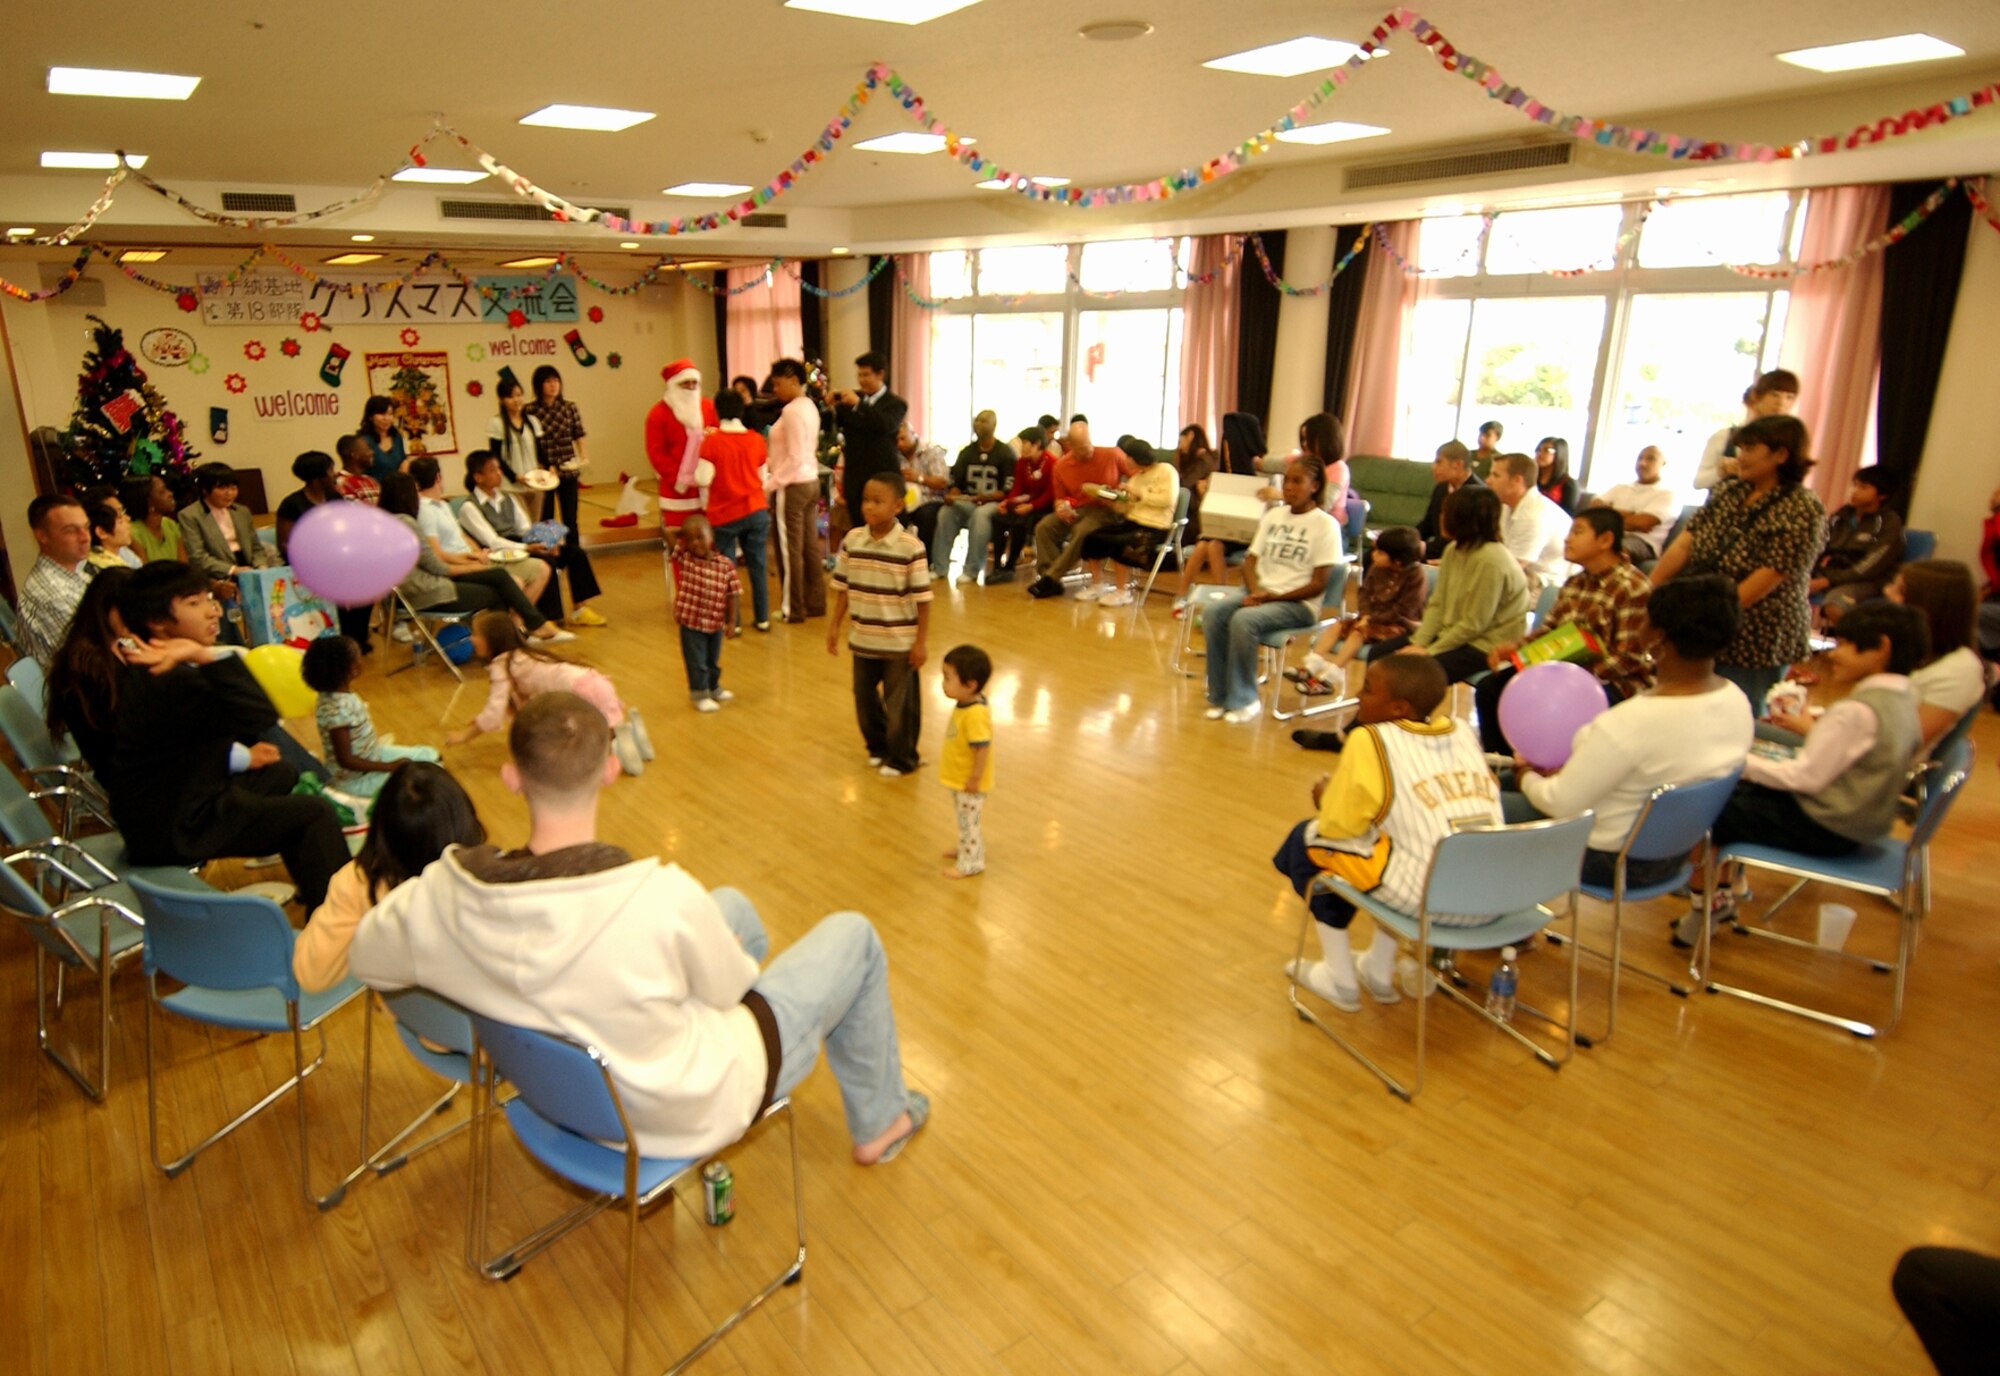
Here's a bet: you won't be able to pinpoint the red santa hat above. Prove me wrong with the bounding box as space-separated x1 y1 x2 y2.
661 358 699 383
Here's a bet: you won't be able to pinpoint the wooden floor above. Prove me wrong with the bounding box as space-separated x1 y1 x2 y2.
6 545 1997 1375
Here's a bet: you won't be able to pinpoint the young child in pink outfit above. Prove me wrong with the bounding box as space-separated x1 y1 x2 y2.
447 610 654 774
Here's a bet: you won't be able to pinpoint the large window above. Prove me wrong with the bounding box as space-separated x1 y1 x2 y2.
923 240 1186 449
1393 191 1804 494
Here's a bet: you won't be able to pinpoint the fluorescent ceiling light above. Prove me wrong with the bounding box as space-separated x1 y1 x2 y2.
9 227 37 237
41 150 147 169
620 240 641 249
392 166 487 185
853 132 973 155
1776 33 1963 73
118 249 167 262
349 233 376 242
322 253 382 265
499 256 559 268
518 103 655 132
48 66 201 100
672 260 726 270
662 181 753 197
1274 120 1391 146
1203 36 1380 77
783 0 983 25
831 246 851 255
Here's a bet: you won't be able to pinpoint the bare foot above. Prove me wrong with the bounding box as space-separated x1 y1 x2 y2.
853 1111 912 1165
941 866 981 880
941 848 960 860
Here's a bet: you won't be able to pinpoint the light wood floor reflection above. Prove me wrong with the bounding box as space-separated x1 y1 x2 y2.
6 545 1995 1374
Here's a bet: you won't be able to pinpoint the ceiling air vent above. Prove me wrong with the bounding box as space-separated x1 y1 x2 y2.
740 213 787 229
1345 142 1570 192
222 191 299 213
439 199 631 223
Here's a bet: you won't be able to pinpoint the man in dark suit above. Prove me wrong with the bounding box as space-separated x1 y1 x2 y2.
110 563 348 909
1418 440 1482 559
832 350 909 527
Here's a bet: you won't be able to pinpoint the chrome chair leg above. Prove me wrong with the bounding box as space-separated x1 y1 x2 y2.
34 946 114 1101
360 995 471 1175
1286 901 1416 1100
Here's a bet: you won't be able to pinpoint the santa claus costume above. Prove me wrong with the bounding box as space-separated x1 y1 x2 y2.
644 359 718 544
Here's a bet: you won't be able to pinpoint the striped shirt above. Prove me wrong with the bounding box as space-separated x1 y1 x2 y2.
832 523 932 657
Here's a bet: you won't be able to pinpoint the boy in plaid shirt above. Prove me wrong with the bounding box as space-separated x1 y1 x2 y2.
670 515 740 713
828 472 933 777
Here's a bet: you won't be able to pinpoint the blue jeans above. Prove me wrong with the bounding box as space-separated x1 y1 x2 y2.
1203 594 1315 710
679 625 723 698
711 507 772 627
932 500 997 579
710 887 915 1145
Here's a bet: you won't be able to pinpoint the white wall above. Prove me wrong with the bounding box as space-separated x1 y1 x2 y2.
823 257 873 382
1265 227 1334 447
0 261 720 586
1906 210 2000 567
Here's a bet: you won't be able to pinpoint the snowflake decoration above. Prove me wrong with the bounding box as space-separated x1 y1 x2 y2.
466 343 486 363
280 338 301 358
187 353 211 375
467 380 483 398
399 327 421 347
587 306 604 324
243 340 266 362
175 291 199 313
606 352 622 369
224 372 247 394
505 309 527 330
299 312 323 333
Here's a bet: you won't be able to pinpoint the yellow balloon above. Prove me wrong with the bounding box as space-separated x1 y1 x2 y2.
243 644 316 719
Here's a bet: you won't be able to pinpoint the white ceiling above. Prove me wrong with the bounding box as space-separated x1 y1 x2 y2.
5 0 2000 256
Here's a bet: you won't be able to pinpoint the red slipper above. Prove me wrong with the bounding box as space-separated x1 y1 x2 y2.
598 513 638 528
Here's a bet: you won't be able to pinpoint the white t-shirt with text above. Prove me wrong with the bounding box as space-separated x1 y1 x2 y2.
1250 505 1342 598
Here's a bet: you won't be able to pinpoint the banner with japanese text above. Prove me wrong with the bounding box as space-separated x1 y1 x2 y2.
200 272 579 327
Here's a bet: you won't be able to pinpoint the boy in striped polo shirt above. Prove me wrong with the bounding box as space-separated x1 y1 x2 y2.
828 472 933 777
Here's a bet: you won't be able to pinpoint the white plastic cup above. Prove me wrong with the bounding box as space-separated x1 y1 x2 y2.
1816 902 1858 951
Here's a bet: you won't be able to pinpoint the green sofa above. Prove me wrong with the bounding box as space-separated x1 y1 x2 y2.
1346 455 1437 531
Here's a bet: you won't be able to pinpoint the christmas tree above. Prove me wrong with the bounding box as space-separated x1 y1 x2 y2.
64 314 197 491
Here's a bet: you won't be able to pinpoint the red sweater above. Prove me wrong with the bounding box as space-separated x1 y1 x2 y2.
1050 447 1120 510
1982 509 2000 593
699 427 769 527
1006 452 1056 511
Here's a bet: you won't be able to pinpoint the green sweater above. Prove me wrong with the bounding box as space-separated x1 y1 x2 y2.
1413 542 1530 655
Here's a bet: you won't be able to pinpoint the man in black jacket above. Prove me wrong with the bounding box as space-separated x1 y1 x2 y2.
833 351 909 527
1418 440 1482 560
111 563 348 908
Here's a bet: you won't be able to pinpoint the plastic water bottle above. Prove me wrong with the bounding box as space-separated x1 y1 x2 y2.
1486 946 1519 1023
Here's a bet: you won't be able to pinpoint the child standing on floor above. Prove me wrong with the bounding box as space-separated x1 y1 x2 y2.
446 610 653 773
669 514 739 713
1272 654 1501 1012
939 644 994 878
301 635 440 797
828 471 933 777
1286 524 1429 696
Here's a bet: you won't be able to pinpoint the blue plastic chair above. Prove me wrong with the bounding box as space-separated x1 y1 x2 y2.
128 875 367 1209
1902 529 1936 563
0 762 127 884
466 1013 805 1375
362 988 478 1181
1544 771 1741 1047
1261 563 1353 721
1704 739 1972 1039
1292 813 1594 1100
0 682 98 817
1342 497 1370 559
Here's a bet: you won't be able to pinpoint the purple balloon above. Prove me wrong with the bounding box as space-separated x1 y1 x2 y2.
286 501 420 607
1497 661 1609 771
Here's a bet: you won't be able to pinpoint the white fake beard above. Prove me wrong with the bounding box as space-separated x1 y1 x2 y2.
665 381 704 430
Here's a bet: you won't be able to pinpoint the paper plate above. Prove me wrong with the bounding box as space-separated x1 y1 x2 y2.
490 547 530 564
520 470 559 491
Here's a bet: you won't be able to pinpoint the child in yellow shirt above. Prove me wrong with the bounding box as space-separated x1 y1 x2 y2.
1272 654 1501 1011
939 644 993 878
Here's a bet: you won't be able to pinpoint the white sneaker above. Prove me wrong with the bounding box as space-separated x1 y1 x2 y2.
1075 583 1106 601
538 628 578 644
1204 706 1227 720
390 623 415 643
1223 702 1262 724
695 698 720 714
867 755 884 766
1354 954 1402 1005
712 688 735 704
1099 588 1134 607
1285 958 1361 1013
879 764 911 778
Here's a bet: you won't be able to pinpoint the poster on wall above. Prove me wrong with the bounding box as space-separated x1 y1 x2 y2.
198 271 580 328
363 350 458 458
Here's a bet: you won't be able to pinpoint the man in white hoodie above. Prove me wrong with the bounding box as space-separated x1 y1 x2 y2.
349 692 928 1165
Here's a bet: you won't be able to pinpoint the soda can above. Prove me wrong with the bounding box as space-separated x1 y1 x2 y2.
702 1160 734 1226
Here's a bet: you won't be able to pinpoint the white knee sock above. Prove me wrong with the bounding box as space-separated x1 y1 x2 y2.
1313 921 1357 985
1356 930 1395 982
1302 651 1335 679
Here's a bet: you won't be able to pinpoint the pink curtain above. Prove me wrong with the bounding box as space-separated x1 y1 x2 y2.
723 265 804 384
1178 235 1241 441
891 253 931 438
1342 221 1420 456
1779 185 1889 505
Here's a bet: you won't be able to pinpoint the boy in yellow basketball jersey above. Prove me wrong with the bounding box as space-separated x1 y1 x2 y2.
1273 654 1501 1012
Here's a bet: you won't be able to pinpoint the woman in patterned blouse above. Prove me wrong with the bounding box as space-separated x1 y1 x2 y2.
524 365 607 626
1650 414 1825 710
